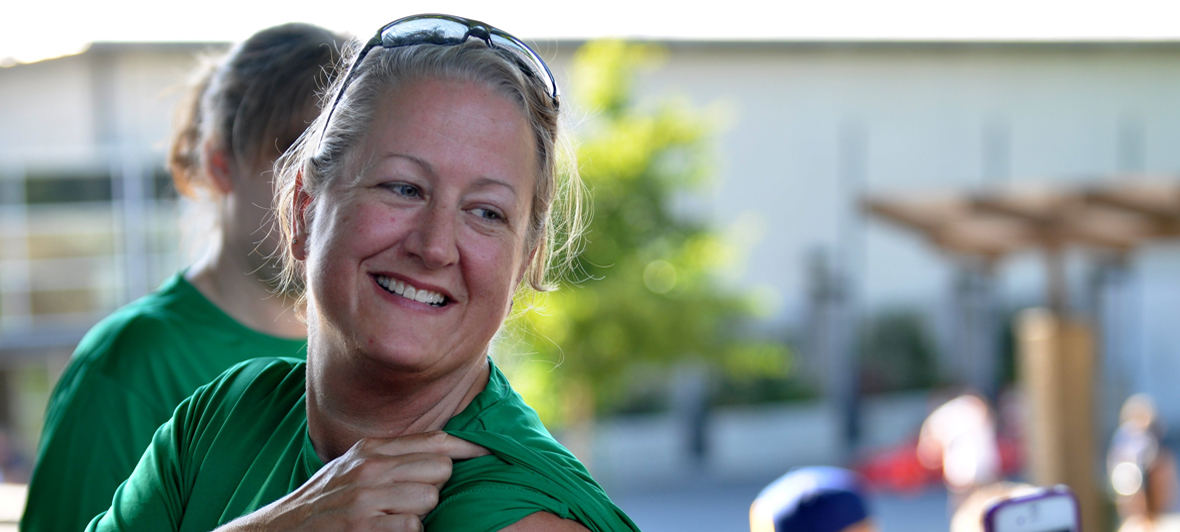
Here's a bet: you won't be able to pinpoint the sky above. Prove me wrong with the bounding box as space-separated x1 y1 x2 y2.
3 0 1180 65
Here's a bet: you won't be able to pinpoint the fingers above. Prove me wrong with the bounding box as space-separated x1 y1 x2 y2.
374 513 423 532
354 481 440 518
364 431 490 460
342 444 474 492
267 433 481 532
359 452 454 488
315 432 490 520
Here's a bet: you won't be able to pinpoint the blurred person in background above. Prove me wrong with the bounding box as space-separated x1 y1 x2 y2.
918 392 1001 502
21 23 346 532
0 427 31 484
1109 394 1180 532
84 14 637 532
749 466 877 532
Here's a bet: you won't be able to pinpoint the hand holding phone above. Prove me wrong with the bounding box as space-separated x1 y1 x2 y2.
983 486 1080 532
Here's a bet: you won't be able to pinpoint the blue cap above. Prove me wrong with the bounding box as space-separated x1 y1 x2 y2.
751 467 870 532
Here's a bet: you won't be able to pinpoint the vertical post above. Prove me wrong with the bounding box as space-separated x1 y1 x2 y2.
672 363 710 468
954 260 1000 402
1045 248 1068 315
1017 309 1105 532
834 118 867 458
1092 258 1133 444
808 250 858 461
829 277 859 460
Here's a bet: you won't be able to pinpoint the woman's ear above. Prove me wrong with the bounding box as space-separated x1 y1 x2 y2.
291 170 313 261
204 142 235 195
516 244 540 287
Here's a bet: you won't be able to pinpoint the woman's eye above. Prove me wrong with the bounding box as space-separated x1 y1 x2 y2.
471 207 504 223
387 183 421 199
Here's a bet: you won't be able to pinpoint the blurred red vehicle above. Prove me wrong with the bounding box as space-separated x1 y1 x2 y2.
856 434 1024 493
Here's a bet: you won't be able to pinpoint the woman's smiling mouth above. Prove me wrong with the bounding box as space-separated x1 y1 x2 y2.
374 275 450 307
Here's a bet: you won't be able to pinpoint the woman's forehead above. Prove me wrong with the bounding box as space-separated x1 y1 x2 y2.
357 78 536 178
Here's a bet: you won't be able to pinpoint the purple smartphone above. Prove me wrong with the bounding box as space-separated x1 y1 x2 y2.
983 486 1080 532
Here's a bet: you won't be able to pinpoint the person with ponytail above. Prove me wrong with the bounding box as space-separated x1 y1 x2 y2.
21 23 347 532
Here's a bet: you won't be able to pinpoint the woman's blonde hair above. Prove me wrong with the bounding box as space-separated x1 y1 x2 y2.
274 38 586 303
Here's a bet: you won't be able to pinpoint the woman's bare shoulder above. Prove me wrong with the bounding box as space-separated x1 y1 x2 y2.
501 511 591 532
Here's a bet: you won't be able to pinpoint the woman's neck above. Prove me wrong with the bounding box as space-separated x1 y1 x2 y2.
186 236 307 339
304 341 491 463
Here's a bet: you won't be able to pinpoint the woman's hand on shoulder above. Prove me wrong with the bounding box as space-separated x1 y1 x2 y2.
502 512 592 532
215 431 488 532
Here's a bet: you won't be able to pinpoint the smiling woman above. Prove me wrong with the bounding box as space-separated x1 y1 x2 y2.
84 14 637 532
297 77 539 388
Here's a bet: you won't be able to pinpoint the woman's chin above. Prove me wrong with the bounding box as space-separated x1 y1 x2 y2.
358 345 476 377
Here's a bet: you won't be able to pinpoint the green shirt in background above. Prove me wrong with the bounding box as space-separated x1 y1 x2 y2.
87 357 639 532
21 272 307 532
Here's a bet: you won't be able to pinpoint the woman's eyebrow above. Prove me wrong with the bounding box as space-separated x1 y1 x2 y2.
382 152 436 175
367 153 518 199
471 176 518 199
351 152 434 186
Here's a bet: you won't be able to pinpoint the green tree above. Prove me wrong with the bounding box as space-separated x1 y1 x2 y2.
499 40 788 428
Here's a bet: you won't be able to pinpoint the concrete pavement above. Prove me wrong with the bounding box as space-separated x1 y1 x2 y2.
610 475 951 532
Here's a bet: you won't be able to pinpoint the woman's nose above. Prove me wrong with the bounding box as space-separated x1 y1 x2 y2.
404 203 459 269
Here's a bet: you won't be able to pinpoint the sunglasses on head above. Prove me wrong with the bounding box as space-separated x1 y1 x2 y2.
318 14 559 147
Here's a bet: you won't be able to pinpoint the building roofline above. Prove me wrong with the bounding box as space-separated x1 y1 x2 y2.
84 38 1180 55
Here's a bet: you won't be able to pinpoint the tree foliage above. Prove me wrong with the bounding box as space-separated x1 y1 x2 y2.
498 40 789 427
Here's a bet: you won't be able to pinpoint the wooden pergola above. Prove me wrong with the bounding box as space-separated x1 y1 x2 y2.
864 177 1180 311
863 176 1180 532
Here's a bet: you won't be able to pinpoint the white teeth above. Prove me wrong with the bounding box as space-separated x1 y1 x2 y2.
375 275 446 306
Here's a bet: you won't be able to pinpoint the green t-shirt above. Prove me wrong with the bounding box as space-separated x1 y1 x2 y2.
86 357 639 532
21 273 307 532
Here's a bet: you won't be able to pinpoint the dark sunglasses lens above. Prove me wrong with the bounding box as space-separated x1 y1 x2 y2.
489 34 557 95
381 18 469 46
374 16 558 104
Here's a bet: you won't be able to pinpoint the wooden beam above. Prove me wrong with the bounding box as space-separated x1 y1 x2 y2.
862 178 1180 259
970 196 1057 225
1083 190 1180 226
1056 224 1140 252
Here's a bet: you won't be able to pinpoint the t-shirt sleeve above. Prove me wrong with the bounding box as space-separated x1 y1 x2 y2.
84 358 303 532
85 393 195 532
21 368 171 532
425 455 574 532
